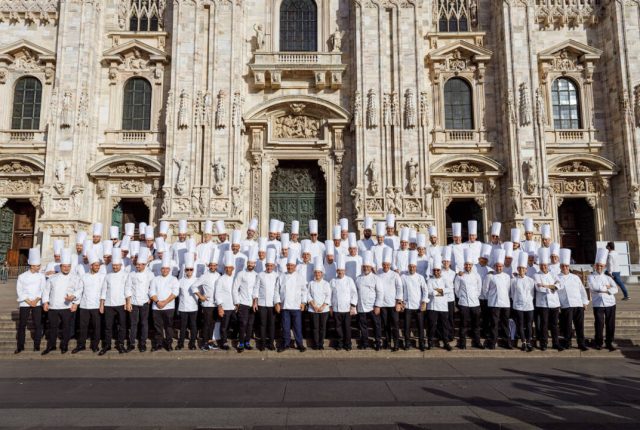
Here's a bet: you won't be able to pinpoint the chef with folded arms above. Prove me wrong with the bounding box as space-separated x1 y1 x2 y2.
482 249 512 350
355 251 384 350
274 254 308 353
454 248 483 349
15 248 46 354
427 254 453 351
510 251 536 352
193 248 220 351
377 247 403 351
534 247 564 351
214 251 237 351
233 247 259 352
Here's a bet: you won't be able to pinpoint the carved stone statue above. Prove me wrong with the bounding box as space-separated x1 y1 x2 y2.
404 88 416 129
350 187 362 218
365 160 379 196
523 159 537 195
231 186 243 216
406 158 419 196
366 89 378 129
178 89 189 129
351 90 361 131
70 186 83 213
535 87 546 126
60 91 73 128
331 29 344 52
385 186 403 216
215 90 226 129
254 24 265 51
160 188 171 217
519 82 532 126
174 157 188 196
419 91 429 127
510 187 521 216
212 158 226 195
630 184 640 216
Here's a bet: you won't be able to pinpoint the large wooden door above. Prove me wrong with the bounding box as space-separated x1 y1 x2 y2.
445 199 484 243
0 204 14 264
0 201 35 266
558 198 596 264
112 199 149 239
269 160 326 239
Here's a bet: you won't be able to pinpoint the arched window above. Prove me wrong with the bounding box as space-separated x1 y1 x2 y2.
444 78 473 129
122 78 152 130
438 0 472 32
128 0 161 32
551 77 581 129
11 77 42 130
280 0 317 52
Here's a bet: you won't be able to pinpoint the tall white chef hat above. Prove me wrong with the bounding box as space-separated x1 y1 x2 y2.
313 256 325 273
511 228 521 243
480 243 492 259
490 222 502 237
159 221 170 235
75 231 87 245
409 229 417 244
524 218 534 233
82 239 92 256
287 253 298 265
336 253 346 270
120 235 131 251
216 220 226 235
161 253 172 268
493 249 506 265
178 219 188 234
53 239 64 255
362 250 374 267
223 250 235 268
184 253 195 269
348 232 357 248
540 224 551 239
258 237 268 252
204 220 214 235
463 247 474 264
92 223 103 237
186 238 196 254
124 223 135 237
468 220 478 236
517 251 529 268
325 240 335 256
301 239 311 254
130 241 140 257
87 250 100 265
559 248 571 265
538 248 550 265
280 233 290 249
109 226 119 239
417 233 426 248
210 247 220 265
266 248 276 265
231 229 241 245
138 222 147 236
386 213 396 228
400 227 410 242
432 253 442 271
503 241 513 258
376 221 386 237
442 246 452 261
247 246 258 262
154 237 166 253
595 248 608 265
332 225 341 240
269 219 278 233
309 219 319 235
102 240 113 256
112 249 123 265
137 246 149 263
248 218 259 232
550 242 560 256
60 248 72 265
428 226 437 237
28 248 41 265
291 220 299 235
452 223 462 237
145 225 155 240
382 247 393 264
408 250 418 266
278 221 286 233
339 218 349 231
364 216 373 230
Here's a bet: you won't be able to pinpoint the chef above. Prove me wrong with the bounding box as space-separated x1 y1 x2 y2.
557 248 590 351
149 254 179 351
125 246 154 352
401 250 428 351
274 254 308 353
99 248 128 355
72 250 104 354
588 248 619 351
15 248 46 354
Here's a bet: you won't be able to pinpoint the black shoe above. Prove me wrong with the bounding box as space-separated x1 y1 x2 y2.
555 344 564 352
277 347 285 353
60 347 68 354
244 344 253 351
189 344 197 351
165 344 173 351
521 344 527 352
72 346 85 354
526 343 533 352
98 347 110 356
258 345 265 352
458 343 467 350
236 346 244 353
486 343 496 350
595 345 602 351
540 345 547 351
444 343 452 351
267 343 275 351
472 342 485 350
622 296 630 301
419 344 426 352
607 344 617 352
579 344 589 352
41 347 54 356
139 345 147 352
220 345 229 351
344 345 352 351
117 345 126 354
505 343 514 350
126 344 135 352
14 347 23 354
33 345 40 352
426 343 433 350
357 344 366 350
403 344 410 351
175 344 184 350
298 346 306 353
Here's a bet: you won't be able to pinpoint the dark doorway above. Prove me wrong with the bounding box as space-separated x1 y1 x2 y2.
0 200 35 267
112 199 150 239
445 198 484 243
269 160 326 239
558 198 596 264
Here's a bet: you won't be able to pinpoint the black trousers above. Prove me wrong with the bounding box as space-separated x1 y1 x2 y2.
17 306 42 349
458 305 481 344
237 304 255 345
489 307 511 345
427 310 449 344
380 307 399 346
358 310 382 346
129 304 149 346
77 308 101 349
202 307 216 344
513 309 534 343
538 307 560 347
153 308 175 347
312 312 329 348
178 311 197 346
46 308 72 349
104 306 126 348
561 307 585 347
218 309 233 346
334 312 352 347
403 309 425 346
593 306 616 347
446 301 455 341
258 306 276 347
479 299 490 338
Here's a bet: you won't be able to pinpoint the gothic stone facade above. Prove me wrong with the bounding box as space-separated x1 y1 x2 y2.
0 0 639 261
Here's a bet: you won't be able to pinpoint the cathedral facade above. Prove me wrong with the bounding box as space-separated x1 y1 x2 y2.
0 0 637 264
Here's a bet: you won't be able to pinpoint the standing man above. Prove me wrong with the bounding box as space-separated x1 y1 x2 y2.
330 254 358 351
482 249 512 349
274 254 308 353
534 248 563 351
149 254 179 351
521 218 538 256
427 254 453 351
401 251 428 351
15 248 45 353
125 247 154 352
557 248 589 351
464 220 482 263
384 214 399 250
371 222 390 271
356 251 383 350
194 248 220 351
42 249 79 355
358 216 375 251
510 252 536 352
605 242 630 300
233 247 259 352
308 219 326 260
307 257 331 350
588 248 619 351
214 251 236 351
176 254 199 350
72 251 104 354
253 248 278 351
377 247 403 351
99 249 128 355
454 249 483 349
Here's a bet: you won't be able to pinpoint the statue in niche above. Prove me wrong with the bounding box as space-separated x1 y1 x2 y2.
331 29 344 52
174 158 189 196
254 24 265 51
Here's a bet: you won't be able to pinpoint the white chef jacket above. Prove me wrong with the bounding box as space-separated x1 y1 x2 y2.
178 275 199 312
324 262 337 281
401 272 428 310
44 261 60 276
125 269 154 307
307 279 331 313
416 254 430 278
266 239 282 258
356 272 383 313
43 272 80 310
427 277 451 312
195 270 220 308
549 263 560 276
255 258 266 274
171 240 188 266
288 241 301 259
150 258 179 278
276 256 288 274
241 239 257 255
254 270 278 307
16 270 46 307
510 275 536 311
330 276 358 313
526 265 539 278
149 274 179 310
196 241 216 264
78 272 105 309
296 262 315 283
393 250 409 274
371 243 390 271
377 269 403 307
475 263 494 299
587 272 618 307
344 254 362 280
214 274 235 311
521 240 539 257
358 238 375 251
338 240 349 256
441 269 456 302
384 235 400 250
274 271 307 310
534 271 563 308
454 271 482 308
101 270 128 307
482 273 511 308
308 240 326 260
450 243 465 273
464 241 482 263
558 272 589 308
233 269 258 307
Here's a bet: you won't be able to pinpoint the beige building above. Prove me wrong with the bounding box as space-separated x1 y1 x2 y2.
0 0 637 264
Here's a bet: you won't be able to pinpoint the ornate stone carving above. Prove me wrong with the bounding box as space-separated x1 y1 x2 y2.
203 91 213 127
254 24 265 51
366 89 378 129
110 196 122 209
419 91 429 127
423 185 433 216
177 89 189 129
0 0 59 25
96 180 106 199
70 186 83 214
351 90 361 131
173 157 188 196
215 90 226 129
365 198 384 212
232 90 244 128
523 197 541 213
390 91 399 126
630 184 640 216
452 180 474 194
523 159 537 195
586 196 597 209
0 161 34 174
164 90 173 128
212 157 226 196
120 180 145 193
535 87 546 126
273 115 320 139
447 50 467 72
191 188 203 216
193 90 203 127
365 160 379 196
536 2 600 30
509 186 521 216
109 162 148 175
404 198 422 214
406 158 419 196
76 84 89 128
60 91 73 129
556 197 564 208
385 186 403 216
556 161 592 173
634 85 640 128
52 198 70 214
506 89 517 125
53 160 66 195
404 88 416 129
160 188 171 217
443 162 480 173
474 196 486 209
174 198 190 213
541 185 552 216
210 199 229 213
0 197 7 208
351 187 363 218
117 0 165 30
331 29 343 52
519 82 531 127
231 186 243 217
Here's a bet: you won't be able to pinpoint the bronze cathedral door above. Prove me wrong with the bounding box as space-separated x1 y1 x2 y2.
269 160 326 239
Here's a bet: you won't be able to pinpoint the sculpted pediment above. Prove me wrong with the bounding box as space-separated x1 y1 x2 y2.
102 40 169 66
538 39 602 63
428 40 492 65
0 40 56 78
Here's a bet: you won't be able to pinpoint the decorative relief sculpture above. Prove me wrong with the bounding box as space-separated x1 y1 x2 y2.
366 89 378 129
173 157 188 196
556 161 592 173
203 91 213 127
0 161 34 173
212 158 226 196
193 90 203 126
164 91 173 128
509 186 521 215
385 186 403 216
54 160 66 195
231 186 243 216
232 90 244 128
523 159 537 195
404 88 416 129
351 90 361 131
177 89 189 129
215 90 226 129
506 89 517 125
535 88 546 126
350 187 363 218
331 29 343 52
365 160 379 196
390 91 400 126
160 188 170 217
77 85 89 127
273 115 320 139
419 91 429 127
519 82 531 126
254 24 265 51
406 158 418 196
443 162 480 173
382 93 390 126
70 186 83 214
630 184 640 216
60 91 73 129
634 85 640 128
